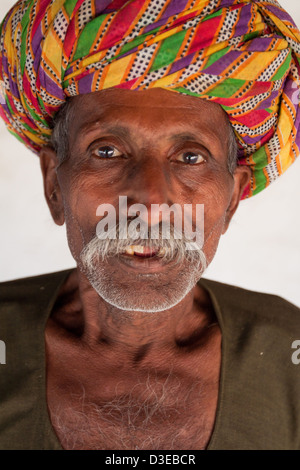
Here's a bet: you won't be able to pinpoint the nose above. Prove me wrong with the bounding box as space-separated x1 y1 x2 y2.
123 158 174 227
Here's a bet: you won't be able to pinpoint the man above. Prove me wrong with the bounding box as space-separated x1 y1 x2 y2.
0 0 300 450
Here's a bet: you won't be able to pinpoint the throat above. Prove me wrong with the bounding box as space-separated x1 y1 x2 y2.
49 269 218 357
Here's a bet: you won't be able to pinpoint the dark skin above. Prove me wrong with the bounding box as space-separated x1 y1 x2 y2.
40 88 250 450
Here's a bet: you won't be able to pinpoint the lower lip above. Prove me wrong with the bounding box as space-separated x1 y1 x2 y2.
116 253 174 273
133 249 158 258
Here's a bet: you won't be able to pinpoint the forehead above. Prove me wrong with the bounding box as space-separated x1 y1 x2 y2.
68 88 230 144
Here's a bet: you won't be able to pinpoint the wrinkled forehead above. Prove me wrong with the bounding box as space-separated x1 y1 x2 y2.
67 88 231 142
71 87 227 115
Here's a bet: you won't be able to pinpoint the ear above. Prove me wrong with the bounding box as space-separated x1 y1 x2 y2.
222 165 251 234
39 146 65 226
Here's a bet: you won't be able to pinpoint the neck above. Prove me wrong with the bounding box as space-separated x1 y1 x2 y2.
54 268 216 357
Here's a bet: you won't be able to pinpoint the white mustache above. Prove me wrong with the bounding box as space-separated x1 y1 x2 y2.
80 222 207 268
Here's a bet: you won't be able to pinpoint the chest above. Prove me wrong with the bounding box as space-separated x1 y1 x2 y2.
47 361 219 450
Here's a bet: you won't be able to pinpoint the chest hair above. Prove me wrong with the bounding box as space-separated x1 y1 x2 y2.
50 371 216 450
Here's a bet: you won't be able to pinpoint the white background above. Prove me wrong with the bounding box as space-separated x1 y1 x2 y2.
0 0 299 307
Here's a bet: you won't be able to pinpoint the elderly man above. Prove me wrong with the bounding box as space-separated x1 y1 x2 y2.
0 0 300 451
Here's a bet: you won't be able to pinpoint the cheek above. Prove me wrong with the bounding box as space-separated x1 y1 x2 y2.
64 211 86 263
202 218 226 265
193 176 233 262
58 172 115 261
192 171 233 216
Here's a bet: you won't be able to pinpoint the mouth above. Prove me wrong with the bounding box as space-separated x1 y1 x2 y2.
116 244 175 273
122 245 166 258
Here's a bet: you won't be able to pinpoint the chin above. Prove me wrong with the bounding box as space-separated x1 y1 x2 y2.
81 258 207 313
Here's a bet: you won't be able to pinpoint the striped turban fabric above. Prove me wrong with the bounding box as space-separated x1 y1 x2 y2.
0 0 300 197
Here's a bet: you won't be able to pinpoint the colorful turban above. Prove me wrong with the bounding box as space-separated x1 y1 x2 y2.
0 0 300 197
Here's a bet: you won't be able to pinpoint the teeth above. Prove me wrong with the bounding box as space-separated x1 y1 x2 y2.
132 245 144 254
124 245 145 255
124 245 135 255
123 245 166 256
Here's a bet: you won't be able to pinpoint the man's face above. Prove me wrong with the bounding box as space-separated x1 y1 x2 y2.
42 88 249 312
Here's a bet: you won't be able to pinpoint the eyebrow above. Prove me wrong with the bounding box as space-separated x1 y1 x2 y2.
77 120 132 140
169 131 220 156
76 120 222 153
170 132 201 143
79 123 204 142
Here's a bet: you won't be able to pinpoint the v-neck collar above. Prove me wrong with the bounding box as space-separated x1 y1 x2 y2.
40 270 227 450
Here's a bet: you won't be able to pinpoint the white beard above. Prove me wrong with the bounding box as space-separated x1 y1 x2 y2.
80 236 207 313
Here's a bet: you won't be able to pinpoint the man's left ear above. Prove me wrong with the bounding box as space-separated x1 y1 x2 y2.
222 165 251 234
39 146 65 226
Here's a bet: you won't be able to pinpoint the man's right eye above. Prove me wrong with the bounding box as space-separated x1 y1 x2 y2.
92 145 123 158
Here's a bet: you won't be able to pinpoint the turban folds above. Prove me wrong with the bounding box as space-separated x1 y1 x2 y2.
0 0 300 197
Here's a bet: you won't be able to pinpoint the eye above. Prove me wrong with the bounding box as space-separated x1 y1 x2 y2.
176 152 206 165
92 145 123 158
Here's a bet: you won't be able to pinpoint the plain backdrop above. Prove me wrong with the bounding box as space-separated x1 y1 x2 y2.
0 0 300 307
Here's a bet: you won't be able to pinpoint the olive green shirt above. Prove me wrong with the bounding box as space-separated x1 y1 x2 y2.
0 269 300 450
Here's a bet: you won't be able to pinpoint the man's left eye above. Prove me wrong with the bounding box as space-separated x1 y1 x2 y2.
176 152 206 164
93 146 122 158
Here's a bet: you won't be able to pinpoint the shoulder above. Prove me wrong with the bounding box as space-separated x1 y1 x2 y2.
200 277 299 311
0 270 69 450
0 269 73 301
199 277 300 333
0 269 73 335
201 279 300 450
